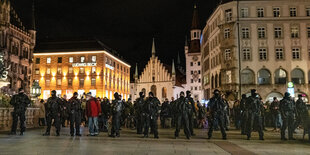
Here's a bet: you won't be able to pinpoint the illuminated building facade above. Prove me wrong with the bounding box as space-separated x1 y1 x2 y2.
32 40 131 100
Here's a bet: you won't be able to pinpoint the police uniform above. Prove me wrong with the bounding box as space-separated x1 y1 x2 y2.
110 98 124 137
143 96 160 138
134 96 145 134
10 92 30 135
68 96 82 136
175 95 191 139
245 94 264 140
44 94 62 136
279 93 296 140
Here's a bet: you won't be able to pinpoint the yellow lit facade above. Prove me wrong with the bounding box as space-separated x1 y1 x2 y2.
32 50 131 100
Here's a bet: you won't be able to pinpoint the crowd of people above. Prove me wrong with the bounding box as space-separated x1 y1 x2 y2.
8 87 310 141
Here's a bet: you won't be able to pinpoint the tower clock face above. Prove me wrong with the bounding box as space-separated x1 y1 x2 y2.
192 56 198 62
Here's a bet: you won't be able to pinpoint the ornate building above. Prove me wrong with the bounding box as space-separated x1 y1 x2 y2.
184 4 203 102
0 0 36 94
201 0 310 102
130 39 186 102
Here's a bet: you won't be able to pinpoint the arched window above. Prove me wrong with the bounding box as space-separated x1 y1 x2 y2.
215 74 218 88
219 72 222 87
274 69 287 84
211 75 214 89
241 69 255 84
162 87 167 99
258 69 271 85
291 68 305 84
151 85 157 97
265 92 283 103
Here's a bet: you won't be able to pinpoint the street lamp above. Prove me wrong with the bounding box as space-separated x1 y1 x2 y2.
31 80 41 98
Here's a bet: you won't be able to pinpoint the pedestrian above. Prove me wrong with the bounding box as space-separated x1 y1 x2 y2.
38 99 46 126
143 92 160 138
109 93 124 137
60 95 69 127
86 92 101 136
233 100 241 130
9 88 30 135
100 97 111 132
43 90 62 136
207 89 227 140
170 97 177 128
240 94 248 135
175 91 191 139
68 92 82 136
222 95 230 131
134 92 145 134
245 89 264 140
279 92 296 140
270 97 282 131
185 91 196 136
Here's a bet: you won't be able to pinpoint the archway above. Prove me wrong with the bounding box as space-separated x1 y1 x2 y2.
215 74 218 88
151 85 157 97
274 68 287 84
162 87 167 99
291 68 305 84
258 69 271 85
265 92 283 103
241 69 255 84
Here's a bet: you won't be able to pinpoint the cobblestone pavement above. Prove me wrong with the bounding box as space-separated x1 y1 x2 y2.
0 127 309 155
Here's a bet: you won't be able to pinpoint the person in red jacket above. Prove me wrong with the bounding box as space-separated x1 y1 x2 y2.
86 92 101 136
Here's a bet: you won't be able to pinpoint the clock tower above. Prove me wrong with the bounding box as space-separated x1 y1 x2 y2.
185 3 203 102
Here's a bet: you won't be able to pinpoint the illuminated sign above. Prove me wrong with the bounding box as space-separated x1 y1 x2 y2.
287 82 294 88
287 88 295 97
105 64 114 70
72 63 97 67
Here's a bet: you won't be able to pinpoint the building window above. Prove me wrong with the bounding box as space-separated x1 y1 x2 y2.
241 8 248 18
225 9 232 22
191 79 193 83
47 57 51 64
307 27 310 38
190 62 193 66
198 70 201 74
257 7 264 17
242 27 250 39
198 61 200 66
91 78 96 86
46 68 51 74
191 87 193 90
307 7 310 16
66 79 72 87
91 56 96 62
80 68 85 74
273 7 280 17
274 27 282 38
68 67 73 74
292 48 301 60
58 57 62 63
198 79 201 83
242 48 251 60
35 69 39 75
225 49 231 60
259 48 267 60
224 28 230 39
46 79 51 86
191 71 193 74
57 67 62 74
291 26 299 38
276 48 284 60
80 56 85 63
69 57 74 63
290 7 297 17
35 58 40 64
258 27 266 39
79 79 84 87
57 79 61 86
91 67 96 74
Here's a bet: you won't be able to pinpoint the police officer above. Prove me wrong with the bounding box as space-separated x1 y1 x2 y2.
43 90 62 136
68 92 82 136
60 95 69 127
175 91 191 139
207 89 227 140
109 92 124 137
100 97 111 132
9 88 30 135
240 94 248 135
295 94 306 130
185 91 196 136
246 89 264 140
134 92 145 134
143 92 160 138
280 92 296 140
170 97 177 128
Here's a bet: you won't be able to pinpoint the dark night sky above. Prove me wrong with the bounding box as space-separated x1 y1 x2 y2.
11 0 219 77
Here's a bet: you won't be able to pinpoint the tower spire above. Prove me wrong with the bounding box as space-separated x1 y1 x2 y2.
135 63 138 77
172 59 175 75
31 0 36 30
191 2 200 30
152 38 156 57
177 52 181 65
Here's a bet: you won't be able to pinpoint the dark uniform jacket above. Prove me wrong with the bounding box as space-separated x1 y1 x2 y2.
68 97 82 115
208 97 226 116
176 97 191 115
46 96 62 116
246 96 263 115
279 97 296 119
10 93 30 113
143 97 160 118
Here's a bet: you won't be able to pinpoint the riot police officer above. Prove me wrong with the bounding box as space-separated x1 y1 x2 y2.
240 94 247 135
134 92 145 134
279 92 296 140
143 92 160 138
109 92 124 137
295 94 306 130
246 89 264 140
207 89 227 140
175 91 191 139
9 88 30 135
68 92 82 136
43 90 62 136
185 91 196 136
